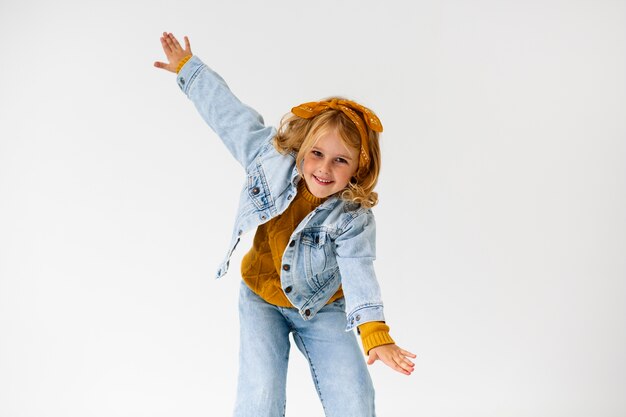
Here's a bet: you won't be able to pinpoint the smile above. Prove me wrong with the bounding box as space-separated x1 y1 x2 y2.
313 175 334 185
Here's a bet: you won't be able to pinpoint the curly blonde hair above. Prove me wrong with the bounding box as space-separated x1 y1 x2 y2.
273 98 381 208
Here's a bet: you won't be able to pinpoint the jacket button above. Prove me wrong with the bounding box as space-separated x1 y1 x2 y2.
356 315 361 321
285 286 292 293
282 264 290 271
289 240 295 247
305 309 311 316
252 187 260 195
287 195 293 200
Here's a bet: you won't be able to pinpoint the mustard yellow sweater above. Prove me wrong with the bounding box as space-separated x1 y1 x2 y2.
241 181 394 354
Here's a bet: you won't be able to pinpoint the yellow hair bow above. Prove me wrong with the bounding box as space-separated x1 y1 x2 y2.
291 98 383 170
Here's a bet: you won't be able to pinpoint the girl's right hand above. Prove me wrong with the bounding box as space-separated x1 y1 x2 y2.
154 32 192 73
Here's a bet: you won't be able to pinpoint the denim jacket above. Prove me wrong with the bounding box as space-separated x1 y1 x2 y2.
176 56 385 331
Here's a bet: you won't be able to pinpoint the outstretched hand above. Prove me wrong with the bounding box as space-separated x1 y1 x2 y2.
154 32 192 73
367 344 416 376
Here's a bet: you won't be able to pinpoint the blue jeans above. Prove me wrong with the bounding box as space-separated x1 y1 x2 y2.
233 281 376 417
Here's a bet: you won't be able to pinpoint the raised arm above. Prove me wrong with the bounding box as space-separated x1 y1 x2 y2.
155 33 276 170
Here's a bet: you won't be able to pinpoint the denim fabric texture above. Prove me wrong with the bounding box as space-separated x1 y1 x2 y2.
177 55 386 331
234 281 376 417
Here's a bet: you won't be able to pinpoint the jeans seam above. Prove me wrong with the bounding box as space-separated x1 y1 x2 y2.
292 331 327 413
278 307 297 332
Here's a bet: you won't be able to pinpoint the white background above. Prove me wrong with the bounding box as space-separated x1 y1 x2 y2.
1 0 625 416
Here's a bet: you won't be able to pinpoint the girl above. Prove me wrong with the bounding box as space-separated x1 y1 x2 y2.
154 32 416 417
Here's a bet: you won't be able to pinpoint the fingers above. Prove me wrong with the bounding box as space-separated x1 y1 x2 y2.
392 361 412 375
395 346 417 374
380 347 416 375
391 352 415 375
400 348 417 358
161 32 172 55
380 354 411 375
162 32 175 52
398 356 415 374
169 32 183 49
162 32 185 52
401 356 415 368
154 61 175 73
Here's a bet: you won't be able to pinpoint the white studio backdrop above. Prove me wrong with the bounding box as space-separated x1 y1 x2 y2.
1 0 625 416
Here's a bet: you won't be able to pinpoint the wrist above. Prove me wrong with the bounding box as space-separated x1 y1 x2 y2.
176 55 193 74
359 322 395 355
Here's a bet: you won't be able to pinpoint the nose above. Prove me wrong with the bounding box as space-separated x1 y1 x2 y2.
318 159 332 175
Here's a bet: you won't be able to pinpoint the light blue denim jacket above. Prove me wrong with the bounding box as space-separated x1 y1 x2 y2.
176 56 385 331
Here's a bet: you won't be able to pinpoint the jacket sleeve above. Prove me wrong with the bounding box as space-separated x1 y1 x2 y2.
334 210 386 331
176 55 277 170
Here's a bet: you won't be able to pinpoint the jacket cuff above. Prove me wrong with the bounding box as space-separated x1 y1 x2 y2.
345 304 384 331
358 321 395 355
176 55 205 94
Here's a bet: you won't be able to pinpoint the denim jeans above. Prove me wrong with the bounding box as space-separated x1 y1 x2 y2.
233 281 376 417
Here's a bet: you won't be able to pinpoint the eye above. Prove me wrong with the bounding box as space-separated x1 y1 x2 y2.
334 158 348 164
312 150 323 158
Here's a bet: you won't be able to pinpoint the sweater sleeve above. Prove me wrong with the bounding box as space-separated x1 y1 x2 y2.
176 54 193 73
358 321 395 355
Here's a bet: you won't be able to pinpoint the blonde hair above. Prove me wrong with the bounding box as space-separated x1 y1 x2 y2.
273 98 381 208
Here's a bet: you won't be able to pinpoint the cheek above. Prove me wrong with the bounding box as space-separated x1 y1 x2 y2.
342 163 358 179
336 166 356 184
302 157 313 174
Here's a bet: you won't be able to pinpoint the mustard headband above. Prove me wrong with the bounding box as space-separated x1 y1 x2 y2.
291 98 383 171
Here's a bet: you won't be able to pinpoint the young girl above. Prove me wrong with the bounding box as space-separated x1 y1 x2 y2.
155 32 416 417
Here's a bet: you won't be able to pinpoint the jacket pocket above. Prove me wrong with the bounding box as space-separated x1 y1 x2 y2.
301 229 336 290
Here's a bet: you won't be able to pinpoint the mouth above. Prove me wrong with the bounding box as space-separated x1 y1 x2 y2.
312 174 334 185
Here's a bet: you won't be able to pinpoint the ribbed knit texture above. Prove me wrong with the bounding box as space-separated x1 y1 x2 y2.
359 321 395 354
176 55 193 74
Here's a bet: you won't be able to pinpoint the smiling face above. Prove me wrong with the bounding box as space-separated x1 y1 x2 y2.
301 128 360 199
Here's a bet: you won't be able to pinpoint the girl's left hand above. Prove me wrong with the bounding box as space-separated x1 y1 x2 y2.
367 344 416 375
154 32 193 73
